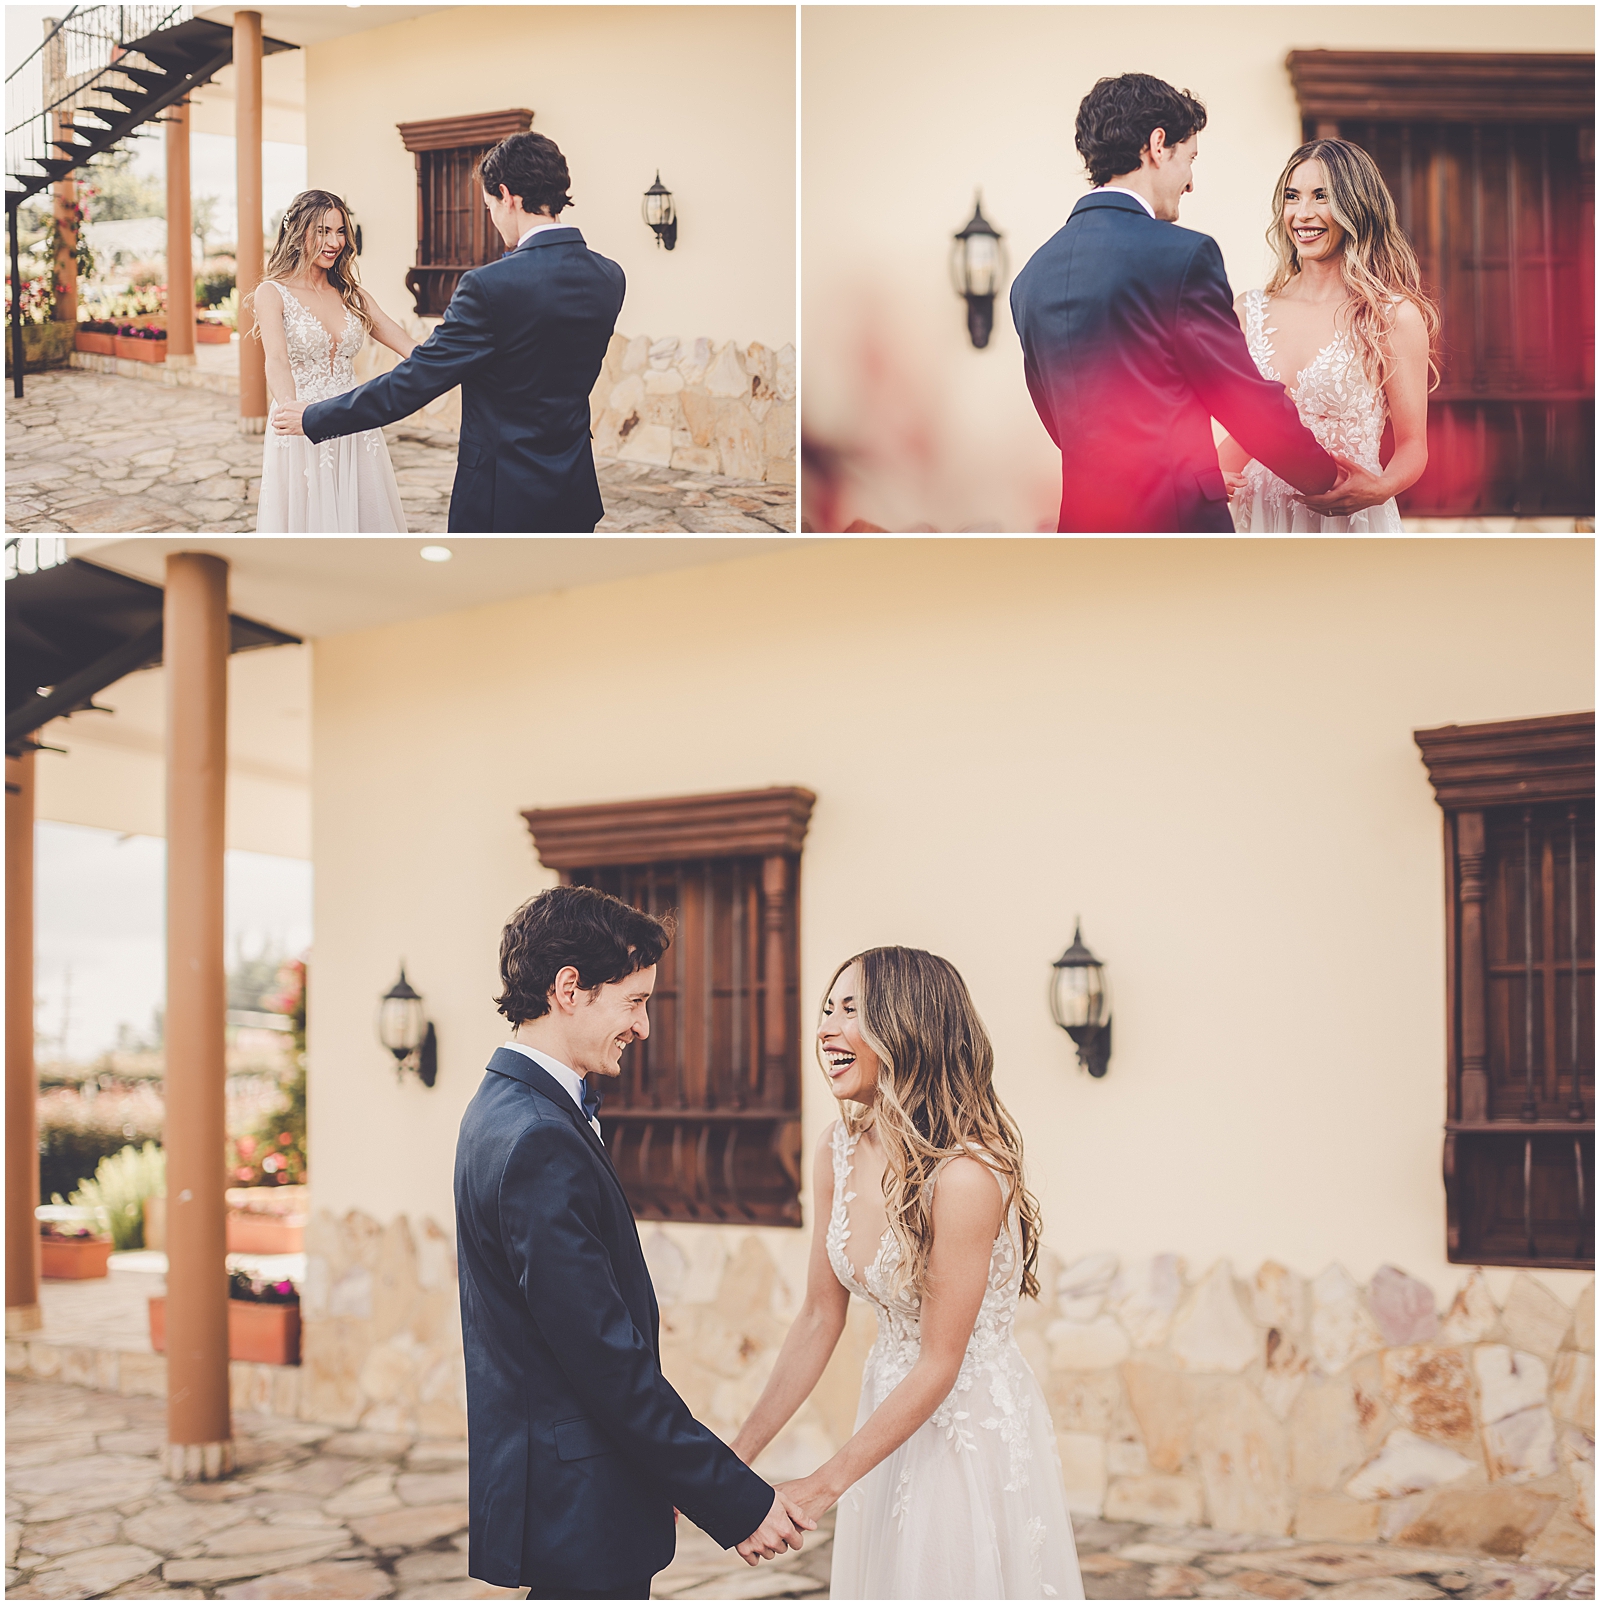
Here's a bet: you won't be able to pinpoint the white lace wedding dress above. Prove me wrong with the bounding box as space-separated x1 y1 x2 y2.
1231 288 1403 533
825 1121 1083 1600
255 281 407 533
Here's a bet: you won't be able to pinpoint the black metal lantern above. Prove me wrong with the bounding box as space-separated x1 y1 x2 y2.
378 964 437 1087
1050 921 1112 1077
950 193 1008 349
642 172 677 251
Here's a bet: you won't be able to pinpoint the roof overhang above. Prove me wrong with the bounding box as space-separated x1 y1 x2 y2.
6 557 300 756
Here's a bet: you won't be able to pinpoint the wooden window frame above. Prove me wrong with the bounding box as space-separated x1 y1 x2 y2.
396 108 534 317
1415 712 1594 1269
523 787 816 1228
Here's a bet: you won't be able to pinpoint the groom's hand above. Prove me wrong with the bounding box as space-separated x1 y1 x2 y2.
734 1490 815 1566
1298 453 1386 517
272 401 308 437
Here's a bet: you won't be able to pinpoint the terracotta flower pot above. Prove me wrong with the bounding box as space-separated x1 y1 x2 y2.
40 1236 112 1279
225 1211 305 1255
114 334 167 363
194 321 233 345
148 1295 301 1366
74 329 116 355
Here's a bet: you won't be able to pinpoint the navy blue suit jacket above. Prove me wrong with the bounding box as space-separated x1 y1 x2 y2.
302 228 625 533
1009 191 1337 532
454 1048 772 1592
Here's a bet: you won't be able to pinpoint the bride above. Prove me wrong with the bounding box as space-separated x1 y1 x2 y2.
730 948 1083 1600
253 190 413 532
1221 138 1439 532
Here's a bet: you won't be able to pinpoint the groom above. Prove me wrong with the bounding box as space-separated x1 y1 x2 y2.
272 131 624 532
1011 74 1375 532
456 885 812 1599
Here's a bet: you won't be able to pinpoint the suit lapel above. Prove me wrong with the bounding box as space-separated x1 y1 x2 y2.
485 1048 627 1188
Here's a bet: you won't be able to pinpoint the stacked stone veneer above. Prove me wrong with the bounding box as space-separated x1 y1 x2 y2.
588 334 796 483
294 1216 1595 1566
357 327 797 485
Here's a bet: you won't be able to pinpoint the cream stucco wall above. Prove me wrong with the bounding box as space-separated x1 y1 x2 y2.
309 537 1592 1308
303 5 794 367
802 6 1596 533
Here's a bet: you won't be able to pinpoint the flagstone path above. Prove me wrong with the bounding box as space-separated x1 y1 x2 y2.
7 1376 1592 1601
4 370 796 535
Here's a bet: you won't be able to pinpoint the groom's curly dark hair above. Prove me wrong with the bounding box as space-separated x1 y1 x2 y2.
495 885 672 1024
478 131 574 218
1075 74 1208 188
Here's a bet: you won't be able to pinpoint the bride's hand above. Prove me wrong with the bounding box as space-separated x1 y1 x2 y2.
775 1473 837 1524
1298 453 1387 516
1222 467 1248 497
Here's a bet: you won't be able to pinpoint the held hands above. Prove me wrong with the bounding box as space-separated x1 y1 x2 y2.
271 401 308 437
1297 453 1388 518
734 1490 816 1567
773 1473 836 1525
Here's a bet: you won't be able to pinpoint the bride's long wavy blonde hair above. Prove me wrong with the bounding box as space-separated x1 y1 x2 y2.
1266 138 1439 393
248 189 373 338
825 947 1042 1304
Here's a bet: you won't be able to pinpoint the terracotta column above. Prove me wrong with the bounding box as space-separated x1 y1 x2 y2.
44 21 76 327
5 752 41 1337
163 553 233 1481
166 98 195 367
234 10 267 431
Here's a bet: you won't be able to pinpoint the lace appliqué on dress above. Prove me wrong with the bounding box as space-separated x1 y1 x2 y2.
1232 288 1403 535
265 283 386 477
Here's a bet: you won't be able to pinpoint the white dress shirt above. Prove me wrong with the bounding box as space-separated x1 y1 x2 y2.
516 217 567 248
1096 184 1156 219
502 1040 602 1139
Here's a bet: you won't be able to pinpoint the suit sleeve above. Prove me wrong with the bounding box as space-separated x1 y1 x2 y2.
302 270 498 443
1173 238 1338 496
499 1120 774 1549
1010 280 1061 449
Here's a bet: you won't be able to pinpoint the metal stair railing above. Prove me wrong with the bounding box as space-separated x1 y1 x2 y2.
6 5 201 212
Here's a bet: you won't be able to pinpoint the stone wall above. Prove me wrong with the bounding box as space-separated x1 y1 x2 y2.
298 1212 1593 1565
355 327 797 485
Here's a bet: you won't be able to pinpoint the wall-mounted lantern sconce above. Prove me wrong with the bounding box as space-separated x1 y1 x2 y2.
378 964 437 1087
950 193 1008 349
643 172 677 250
1050 920 1112 1077
353 223 363 257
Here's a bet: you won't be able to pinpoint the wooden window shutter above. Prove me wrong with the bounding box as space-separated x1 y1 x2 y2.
396 109 534 317
523 788 816 1227
1415 712 1594 1268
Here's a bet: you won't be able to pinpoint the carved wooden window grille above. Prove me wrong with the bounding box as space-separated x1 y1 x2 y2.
396 109 534 317
1415 712 1594 1268
522 788 815 1227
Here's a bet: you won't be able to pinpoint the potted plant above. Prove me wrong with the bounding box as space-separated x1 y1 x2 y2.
75 318 118 356
225 1182 307 1254
113 323 167 363
38 1209 113 1279
148 1269 301 1365
195 316 232 345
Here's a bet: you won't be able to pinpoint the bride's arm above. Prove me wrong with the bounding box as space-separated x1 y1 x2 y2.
252 282 297 407
360 291 418 361
728 1131 851 1466
1300 301 1430 516
775 1155 1004 1521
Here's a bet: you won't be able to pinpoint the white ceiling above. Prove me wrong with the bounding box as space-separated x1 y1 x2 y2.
66 537 815 640
194 5 450 49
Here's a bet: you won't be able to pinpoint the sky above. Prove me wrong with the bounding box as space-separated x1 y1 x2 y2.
34 821 313 1065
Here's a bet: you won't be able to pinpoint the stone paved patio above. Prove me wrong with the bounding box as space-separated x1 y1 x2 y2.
6 1373 1592 1601
4 370 796 535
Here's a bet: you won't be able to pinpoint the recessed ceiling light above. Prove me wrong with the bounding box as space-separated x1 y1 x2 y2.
420 546 452 563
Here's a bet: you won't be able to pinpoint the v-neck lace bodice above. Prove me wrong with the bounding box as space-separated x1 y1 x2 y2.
1232 288 1403 535
271 281 363 404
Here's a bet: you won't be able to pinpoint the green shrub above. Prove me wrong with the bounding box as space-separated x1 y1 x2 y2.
38 1086 164 1203
69 1142 165 1252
